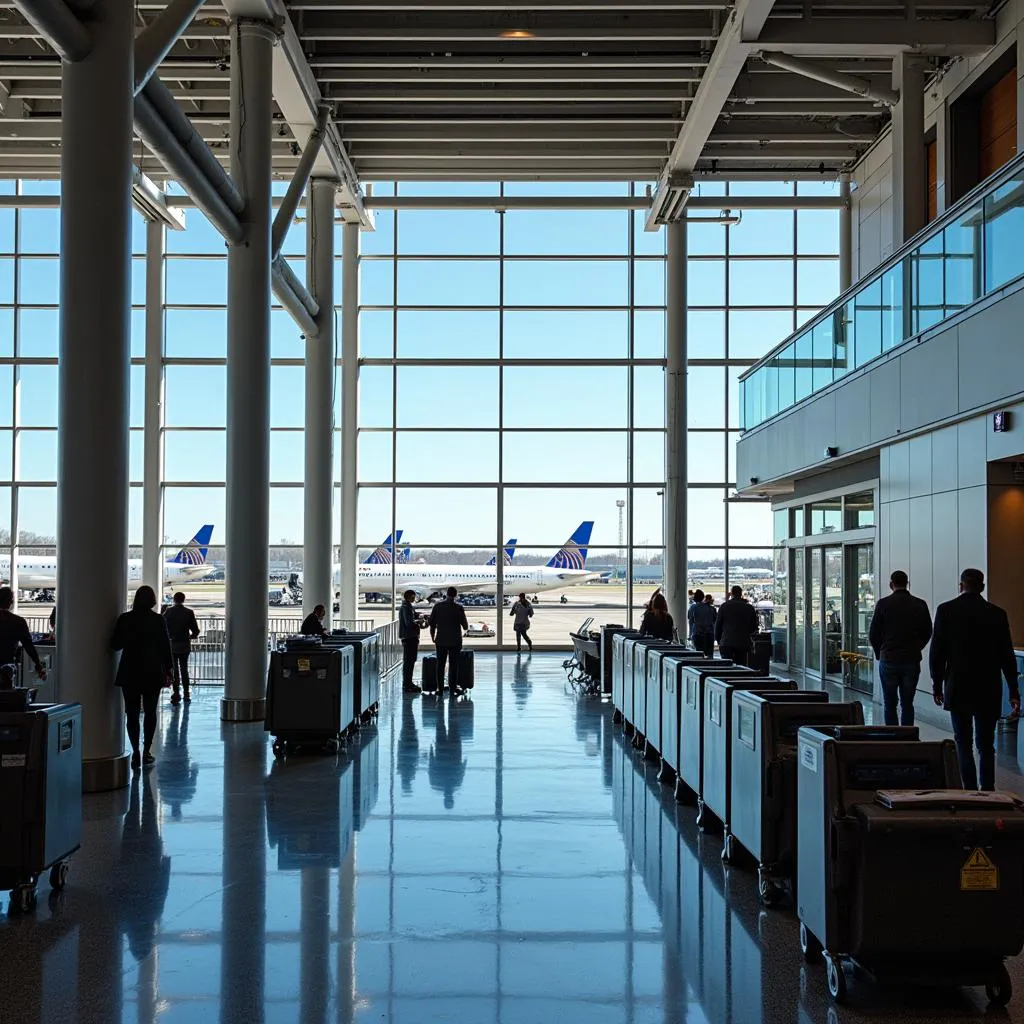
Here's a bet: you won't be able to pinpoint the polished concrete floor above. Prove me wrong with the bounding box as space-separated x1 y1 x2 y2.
3 654 1024 1023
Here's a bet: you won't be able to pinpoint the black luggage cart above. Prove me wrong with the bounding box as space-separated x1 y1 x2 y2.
327 631 379 724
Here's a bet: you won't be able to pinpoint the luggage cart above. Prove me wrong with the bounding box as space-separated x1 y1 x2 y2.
796 724 1024 1005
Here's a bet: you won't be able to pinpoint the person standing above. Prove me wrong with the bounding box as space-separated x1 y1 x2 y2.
399 589 423 694
930 568 1020 791
299 603 329 639
162 591 201 705
715 585 759 666
868 570 933 726
112 585 173 770
687 588 716 658
0 586 46 683
510 593 534 653
428 586 469 697
639 591 674 641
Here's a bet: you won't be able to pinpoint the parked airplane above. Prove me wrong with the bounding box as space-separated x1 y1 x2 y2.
363 532 405 565
486 540 518 567
0 525 217 599
352 522 597 600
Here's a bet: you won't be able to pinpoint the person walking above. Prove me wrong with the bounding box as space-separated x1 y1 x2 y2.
687 589 716 658
399 589 424 694
868 570 933 726
299 603 329 639
930 568 1020 791
639 591 674 642
112 585 173 771
510 593 534 653
0 586 46 683
715 585 759 666
428 586 469 697
162 591 200 705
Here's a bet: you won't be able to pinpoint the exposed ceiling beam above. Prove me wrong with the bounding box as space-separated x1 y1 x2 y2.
647 0 777 226
321 66 704 83
285 0 728 8
341 122 681 142
756 16 995 55
700 144 862 159
730 73 893 102
326 84 700 101
757 50 900 104
711 118 879 141
308 53 714 68
351 142 670 158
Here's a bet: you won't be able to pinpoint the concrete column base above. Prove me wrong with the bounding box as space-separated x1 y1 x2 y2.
82 754 130 794
220 697 267 722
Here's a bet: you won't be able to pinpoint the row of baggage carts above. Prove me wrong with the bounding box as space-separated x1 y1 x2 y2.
606 627 1024 1006
265 631 382 757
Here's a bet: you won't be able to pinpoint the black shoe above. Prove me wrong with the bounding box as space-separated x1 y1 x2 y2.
130 751 141 770
142 752 155 770
183 692 192 704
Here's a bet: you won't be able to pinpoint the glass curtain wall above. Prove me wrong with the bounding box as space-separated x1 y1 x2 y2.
0 178 837 640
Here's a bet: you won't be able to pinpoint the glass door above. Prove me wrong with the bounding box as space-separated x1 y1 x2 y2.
808 548 822 676
845 544 876 694
824 546 844 682
792 548 805 671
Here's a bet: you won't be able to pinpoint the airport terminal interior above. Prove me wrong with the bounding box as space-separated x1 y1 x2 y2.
3 0 1024 1018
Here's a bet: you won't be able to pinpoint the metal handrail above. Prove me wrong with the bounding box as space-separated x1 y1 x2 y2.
738 149 1024 421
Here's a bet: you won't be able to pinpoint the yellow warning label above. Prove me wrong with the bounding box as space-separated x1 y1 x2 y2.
961 847 999 891
297 657 310 673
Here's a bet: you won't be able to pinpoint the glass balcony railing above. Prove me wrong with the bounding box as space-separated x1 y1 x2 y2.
739 152 1024 430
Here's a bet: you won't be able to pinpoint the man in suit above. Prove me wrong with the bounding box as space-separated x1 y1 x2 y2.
162 592 200 705
398 589 423 695
930 568 1020 791
869 570 933 726
714 585 760 666
428 586 469 697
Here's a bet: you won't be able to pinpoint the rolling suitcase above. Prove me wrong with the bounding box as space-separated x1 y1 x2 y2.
458 649 475 689
422 654 438 693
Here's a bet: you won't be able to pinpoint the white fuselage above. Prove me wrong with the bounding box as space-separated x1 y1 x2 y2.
0 556 213 590
348 563 600 597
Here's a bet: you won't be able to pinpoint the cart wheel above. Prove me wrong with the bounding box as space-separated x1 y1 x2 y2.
986 965 1012 1006
49 860 70 892
758 872 781 908
11 885 36 915
800 922 822 964
825 956 847 1003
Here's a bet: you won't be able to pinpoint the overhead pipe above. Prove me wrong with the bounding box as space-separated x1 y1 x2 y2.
134 0 209 96
134 88 243 243
13 0 91 61
272 254 320 338
271 105 330 261
756 51 899 107
142 76 243 214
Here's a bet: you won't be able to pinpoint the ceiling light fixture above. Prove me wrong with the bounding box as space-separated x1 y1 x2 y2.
500 29 534 39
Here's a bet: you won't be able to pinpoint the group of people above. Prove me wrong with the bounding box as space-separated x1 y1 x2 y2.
638 585 762 667
869 567 1019 792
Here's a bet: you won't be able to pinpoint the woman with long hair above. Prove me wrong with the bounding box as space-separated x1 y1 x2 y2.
112 585 172 770
639 589 674 642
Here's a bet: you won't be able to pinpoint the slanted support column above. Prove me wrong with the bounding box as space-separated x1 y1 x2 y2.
839 172 853 292
892 54 928 247
57 0 134 792
303 177 337 625
338 222 359 623
664 219 688 631
223 16 275 722
143 218 165 593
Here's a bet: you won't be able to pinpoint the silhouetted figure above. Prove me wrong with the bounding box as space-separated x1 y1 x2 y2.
510 593 534 652
511 652 532 710
118 772 171 963
715 585 759 666
639 590 674 642
428 586 469 696
428 698 467 810
0 586 46 682
299 603 329 639
399 589 424 694
687 588 716 658
157 704 199 820
397 694 420 794
162 591 200 705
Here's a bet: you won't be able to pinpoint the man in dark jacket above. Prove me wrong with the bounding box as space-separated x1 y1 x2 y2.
715 585 759 665
162 592 200 705
398 590 423 694
930 568 1020 791
0 587 45 682
868 570 933 726
428 586 469 696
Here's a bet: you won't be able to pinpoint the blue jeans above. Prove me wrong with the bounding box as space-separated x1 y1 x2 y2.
949 711 998 791
878 660 920 727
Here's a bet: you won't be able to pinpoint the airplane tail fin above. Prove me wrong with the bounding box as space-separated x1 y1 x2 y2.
169 525 214 566
546 522 594 569
486 539 517 567
364 531 403 565
397 543 411 563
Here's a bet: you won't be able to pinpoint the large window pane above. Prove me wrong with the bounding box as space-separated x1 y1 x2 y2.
166 211 225 255
505 260 628 306
797 259 840 307
166 308 227 359
729 500 772 547
634 366 665 429
360 258 394 305
18 430 56 481
504 366 626 427
270 431 305 483
687 488 725 547
360 309 394 358
0 431 12 480
18 308 57 358
17 485 56 541
164 486 225 544
688 431 725 483
504 209 628 255
504 432 626 483
728 309 794 360
398 366 498 427
359 365 394 428
634 259 665 306
729 259 794 306
18 209 60 254
686 366 724 427
164 429 225 482
395 487 496 546
633 432 665 484
502 488 624 547
688 259 725 306
398 210 499 255
166 259 227 305
270 366 305 427
504 310 627 359
633 488 665 547
398 431 497 482
728 210 795 255
688 310 724 359
797 209 840 255
357 431 393 483
985 172 1024 293
18 366 57 427
18 258 59 304
634 310 665 358
356 485 393 545
269 487 303 544
399 309 499 359
165 365 226 427
398 260 499 305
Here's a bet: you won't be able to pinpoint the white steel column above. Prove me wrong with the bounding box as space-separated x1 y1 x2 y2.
57 0 135 792
839 173 853 292
339 221 359 622
223 17 275 721
664 219 688 632
143 218 165 592
303 178 337 626
891 54 928 247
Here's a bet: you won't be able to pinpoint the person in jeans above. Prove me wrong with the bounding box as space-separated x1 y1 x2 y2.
868 570 932 726
510 593 534 653
398 589 423 694
428 586 469 697
687 589 716 658
162 592 200 705
715 585 759 665
930 568 1020 791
